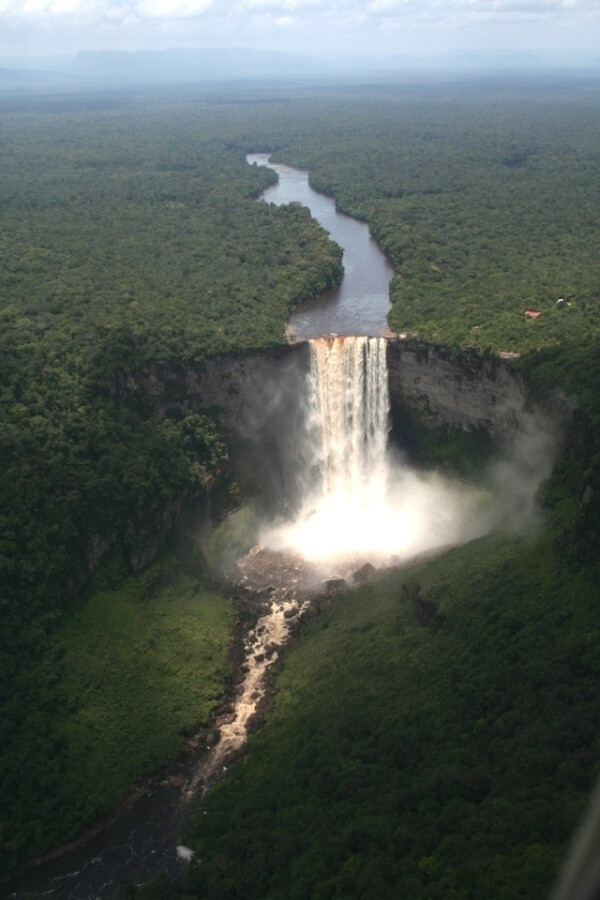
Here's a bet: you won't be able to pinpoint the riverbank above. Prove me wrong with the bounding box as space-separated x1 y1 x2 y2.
7 543 369 898
175 529 600 900
249 153 393 340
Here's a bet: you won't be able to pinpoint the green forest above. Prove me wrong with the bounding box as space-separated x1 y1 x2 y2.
140 532 600 899
0 95 343 874
1 77 600 897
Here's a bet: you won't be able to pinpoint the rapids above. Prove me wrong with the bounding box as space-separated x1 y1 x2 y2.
10 158 495 900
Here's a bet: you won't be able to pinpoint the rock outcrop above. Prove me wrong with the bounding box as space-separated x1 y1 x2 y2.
112 338 551 455
386 338 531 445
97 337 560 572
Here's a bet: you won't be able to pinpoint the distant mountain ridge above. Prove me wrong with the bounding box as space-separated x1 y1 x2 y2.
70 47 338 82
1 46 599 90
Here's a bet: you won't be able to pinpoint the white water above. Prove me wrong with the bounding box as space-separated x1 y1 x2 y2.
186 572 306 798
185 336 554 805
307 336 389 504
264 336 490 570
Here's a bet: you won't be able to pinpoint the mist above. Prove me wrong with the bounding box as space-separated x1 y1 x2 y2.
254 336 558 580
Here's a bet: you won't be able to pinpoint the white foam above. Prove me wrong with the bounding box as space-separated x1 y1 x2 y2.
263 336 488 568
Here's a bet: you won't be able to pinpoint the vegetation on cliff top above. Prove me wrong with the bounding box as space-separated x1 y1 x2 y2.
261 86 600 355
2 79 600 890
0 95 342 873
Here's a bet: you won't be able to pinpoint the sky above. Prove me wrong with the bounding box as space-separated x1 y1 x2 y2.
0 0 598 62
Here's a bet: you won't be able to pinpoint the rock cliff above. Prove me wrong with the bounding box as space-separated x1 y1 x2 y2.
98 338 561 571
121 339 541 447
114 344 308 437
386 339 532 445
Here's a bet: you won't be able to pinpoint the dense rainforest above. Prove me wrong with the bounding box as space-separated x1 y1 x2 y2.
0 95 343 874
1 76 599 897
259 82 600 355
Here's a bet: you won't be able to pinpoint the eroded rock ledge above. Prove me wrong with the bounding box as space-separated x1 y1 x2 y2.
94 338 555 572
115 338 538 447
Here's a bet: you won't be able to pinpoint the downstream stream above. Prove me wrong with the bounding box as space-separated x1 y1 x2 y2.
9 157 394 900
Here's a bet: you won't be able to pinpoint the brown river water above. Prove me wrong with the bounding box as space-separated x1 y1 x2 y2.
7 156 393 899
247 153 393 340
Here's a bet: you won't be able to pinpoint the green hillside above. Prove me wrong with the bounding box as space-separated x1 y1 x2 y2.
1 79 600 893
155 533 598 899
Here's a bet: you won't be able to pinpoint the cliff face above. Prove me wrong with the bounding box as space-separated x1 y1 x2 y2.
124 339 536 446
116 343 308 436
386 339 539 446
99 338 560 572
120 337 556 474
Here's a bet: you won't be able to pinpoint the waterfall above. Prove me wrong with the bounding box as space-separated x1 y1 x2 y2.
264 335 409 567
263 334 489 570
307 336 390 507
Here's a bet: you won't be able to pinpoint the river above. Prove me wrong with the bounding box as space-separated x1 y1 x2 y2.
247 153 393 339
7 155 393 900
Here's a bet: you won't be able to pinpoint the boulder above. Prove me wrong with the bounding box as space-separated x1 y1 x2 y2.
325 578 346 593
352 562 377 584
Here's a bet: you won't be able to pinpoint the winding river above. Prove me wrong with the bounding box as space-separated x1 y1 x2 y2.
247 153 393 339
9 156 393 900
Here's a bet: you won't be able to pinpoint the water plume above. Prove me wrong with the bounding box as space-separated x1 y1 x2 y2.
262 336 490 574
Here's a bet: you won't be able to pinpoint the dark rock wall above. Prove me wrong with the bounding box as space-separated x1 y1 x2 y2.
123 339 541 449
100 338 561 572
387 339 535 445
120 343 309 436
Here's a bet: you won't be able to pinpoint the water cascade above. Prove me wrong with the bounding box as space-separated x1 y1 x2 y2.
307 336 389 506
13 160 552 900
264 335 489 570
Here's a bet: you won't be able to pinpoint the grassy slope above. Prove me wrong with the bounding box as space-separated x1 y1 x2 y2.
163 533 600 899
3 553 233 868
58 559 233 815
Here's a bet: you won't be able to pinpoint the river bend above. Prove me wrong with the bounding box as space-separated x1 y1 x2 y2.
248 152 393 339
9 156 395 900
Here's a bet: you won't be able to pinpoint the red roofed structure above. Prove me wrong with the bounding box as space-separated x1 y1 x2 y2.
525 310 541 319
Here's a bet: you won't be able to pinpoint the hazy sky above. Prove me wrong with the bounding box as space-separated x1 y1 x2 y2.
1 0 598 60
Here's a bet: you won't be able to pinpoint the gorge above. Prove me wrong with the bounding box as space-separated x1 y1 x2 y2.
9 155 561 900
2 82 598 900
